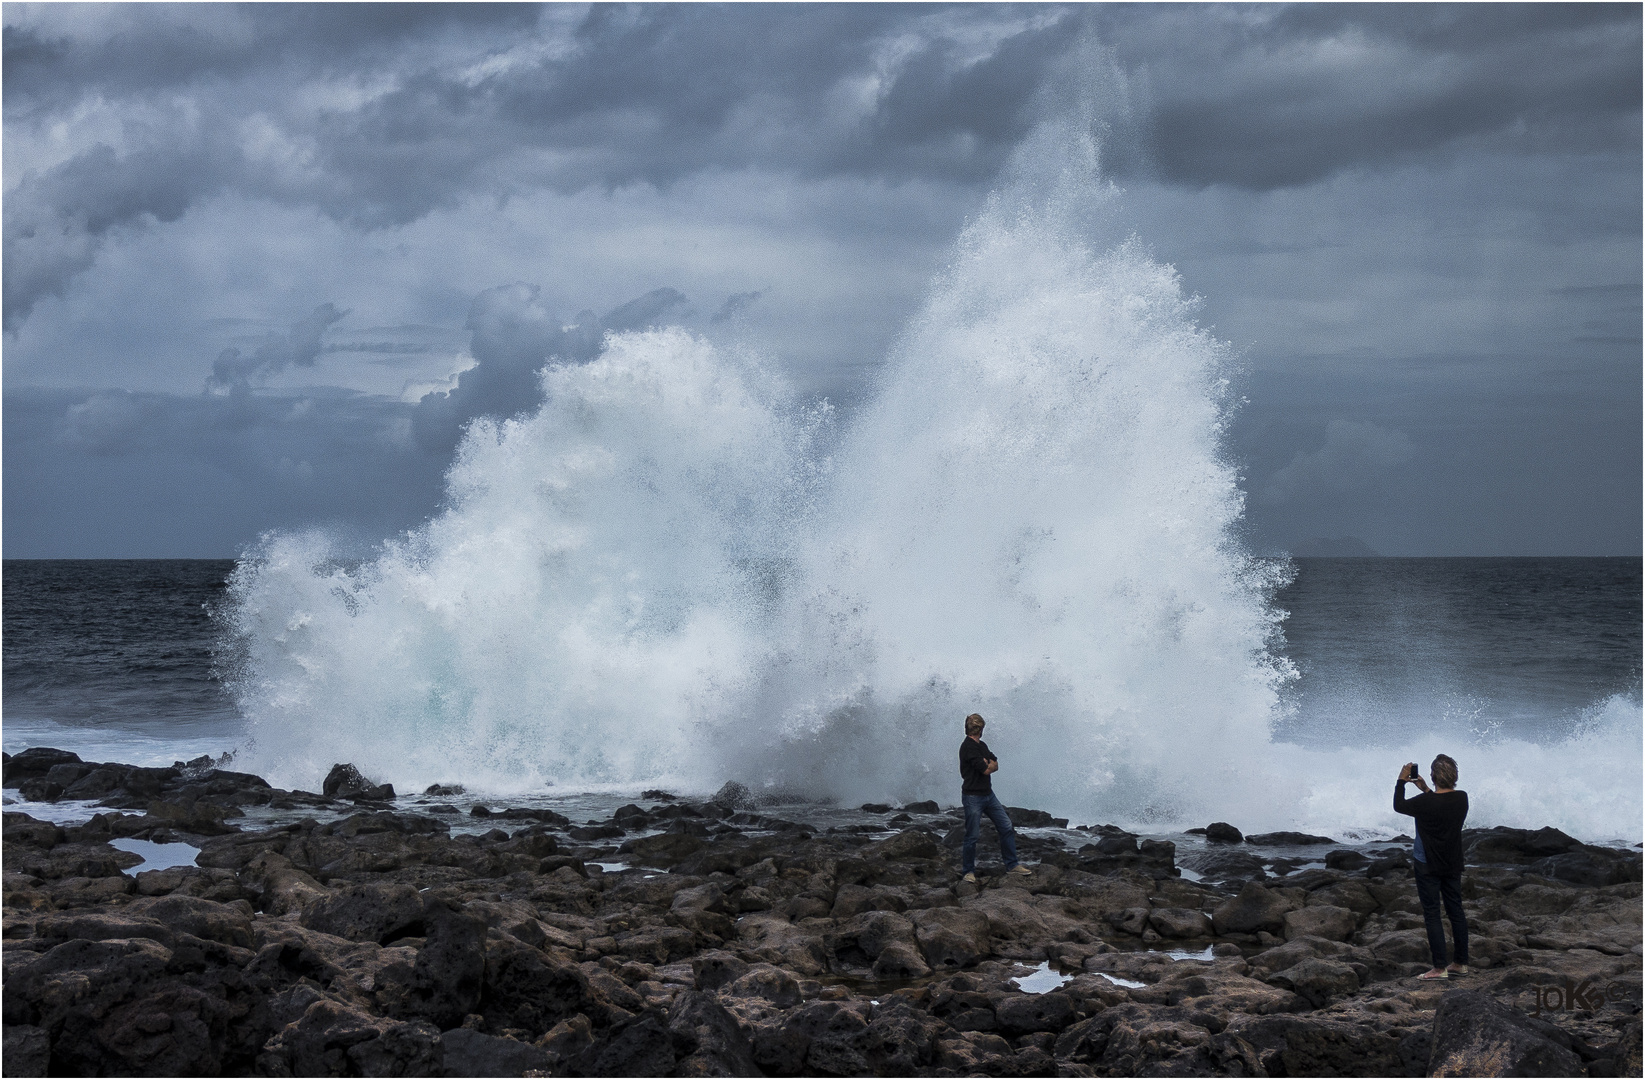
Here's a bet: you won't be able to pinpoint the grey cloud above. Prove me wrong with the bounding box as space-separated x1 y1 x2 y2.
5 5 1639 332
3 5 1081 328
1261 419 1416 506
323 342 437 355
57 390 167 456
4 140 227 328
1094 4 1641 190
711 290 765 324
206 303 345 395
1 5 537 115
410 283 687 453
8 383 447 557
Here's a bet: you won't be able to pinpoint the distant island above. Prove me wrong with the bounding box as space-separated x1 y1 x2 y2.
1291 536 1382 557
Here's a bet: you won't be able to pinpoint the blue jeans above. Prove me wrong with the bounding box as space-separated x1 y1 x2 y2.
1413 860 1468 969
962 792 1019 873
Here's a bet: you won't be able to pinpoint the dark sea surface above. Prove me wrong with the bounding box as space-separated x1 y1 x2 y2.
6 556 1637 757
1270 557 1641 747
4 557 1641 840
3 559 238 763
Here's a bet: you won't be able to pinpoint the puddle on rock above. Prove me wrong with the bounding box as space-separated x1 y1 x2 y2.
1096 972 1148 989
111 837 200 874
1012 961 1073 994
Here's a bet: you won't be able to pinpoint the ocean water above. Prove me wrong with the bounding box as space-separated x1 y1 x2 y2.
4 556 1637 845
5 117 1639 843
3 559 238 765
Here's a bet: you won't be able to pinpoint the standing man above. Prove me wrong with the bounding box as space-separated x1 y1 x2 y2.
1395 754 1470 980
959 713 1031 883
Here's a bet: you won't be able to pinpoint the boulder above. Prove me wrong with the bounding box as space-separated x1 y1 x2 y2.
1532 849 1640 887
1365 928 1435 965
935 1030 1018 1074
124 894 254 948
1 1025 50 1077
872 942 933 979
829 910 919 963
1179 849 1269 885
993 991 1077 1035
867 828 941 861
912 908 993 969
670 882 729 915
667 989 761 1076
4 747 84 783
261 999 442 1078
619 831 705 866
710 781 756 811
723 964 803 1008
616 925 698 965
440 1028 552 1077
1324 848 1371 872
569 1009 679 1077
1245 831 1336 846
1211 881 1293 935
1267 958 1361 1008
1205 822 1243 844
1464 825 1580 864
1283 904 1358 942
478 935 609 1035
374 899 485 1029
1148 907 1212 939
301 882 424 943
612 803 650 826
855 1000 943 1074
1084 833 1139 855
1004 807 1069 829
691 950 750 991
901 800 940 815
1223 1012 1412 1077
1613 1017 1643 1077
1427 989 1583 1078
321 762 394 801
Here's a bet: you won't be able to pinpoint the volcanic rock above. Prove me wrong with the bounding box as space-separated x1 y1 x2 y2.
320 762 395 801
1427 989 1584 1077
1211 881 1294 934
1244 831 1336 846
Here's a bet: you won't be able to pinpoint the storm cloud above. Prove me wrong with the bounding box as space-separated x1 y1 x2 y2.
4 4 1639 557
412 283 689 453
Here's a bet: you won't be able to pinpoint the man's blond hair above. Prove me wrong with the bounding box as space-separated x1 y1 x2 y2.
964 713 985 736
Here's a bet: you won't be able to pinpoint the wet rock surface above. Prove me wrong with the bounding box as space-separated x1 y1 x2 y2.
3 750 1641 1077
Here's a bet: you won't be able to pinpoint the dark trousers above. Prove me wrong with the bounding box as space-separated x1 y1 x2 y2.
1413 861 1469 969
961 792 1019 873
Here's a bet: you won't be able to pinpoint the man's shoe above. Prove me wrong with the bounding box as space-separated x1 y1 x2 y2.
1447 964 1468 976
962 872 977 883
1416 969 1450 980
1007 865 1032 876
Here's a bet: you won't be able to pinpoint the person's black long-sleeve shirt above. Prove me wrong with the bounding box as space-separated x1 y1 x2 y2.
1394 784 1469 877
960 737 996 796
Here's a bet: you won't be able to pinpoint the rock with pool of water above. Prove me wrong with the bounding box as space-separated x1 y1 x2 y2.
2 748 1640 1078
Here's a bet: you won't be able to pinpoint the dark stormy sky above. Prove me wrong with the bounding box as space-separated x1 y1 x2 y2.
4 3 1640 558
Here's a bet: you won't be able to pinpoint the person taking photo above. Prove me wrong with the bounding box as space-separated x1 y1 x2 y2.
1395 754 1469 980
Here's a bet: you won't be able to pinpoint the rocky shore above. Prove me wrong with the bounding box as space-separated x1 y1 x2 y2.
3 747 1641 1077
